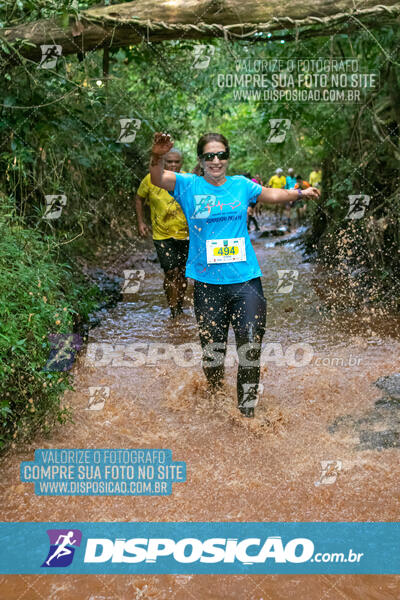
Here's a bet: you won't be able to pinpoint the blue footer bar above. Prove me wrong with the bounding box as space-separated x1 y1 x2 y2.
0 522 398 574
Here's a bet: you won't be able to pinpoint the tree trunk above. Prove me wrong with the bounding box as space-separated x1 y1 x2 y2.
3 0 400 62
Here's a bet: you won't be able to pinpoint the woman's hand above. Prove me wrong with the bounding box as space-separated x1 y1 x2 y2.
149 132 177 192
152 132 174 157
301 186 320 200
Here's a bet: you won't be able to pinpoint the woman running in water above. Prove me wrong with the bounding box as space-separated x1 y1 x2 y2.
150 132 320 417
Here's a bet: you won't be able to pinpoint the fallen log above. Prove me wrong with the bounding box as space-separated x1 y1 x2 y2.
3 0 400 63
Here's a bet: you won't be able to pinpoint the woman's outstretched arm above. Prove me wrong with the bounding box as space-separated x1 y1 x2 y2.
150 132 176 192
257 185 320 205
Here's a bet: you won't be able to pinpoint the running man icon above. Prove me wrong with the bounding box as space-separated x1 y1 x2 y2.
46 531 76 565
42 529 82 568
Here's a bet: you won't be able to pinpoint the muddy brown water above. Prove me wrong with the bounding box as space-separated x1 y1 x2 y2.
1 223 400 599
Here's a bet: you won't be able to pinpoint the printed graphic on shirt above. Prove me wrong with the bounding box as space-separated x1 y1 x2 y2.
192 194 241 219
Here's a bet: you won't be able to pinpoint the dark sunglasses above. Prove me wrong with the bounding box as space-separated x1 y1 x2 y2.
200 150 230 161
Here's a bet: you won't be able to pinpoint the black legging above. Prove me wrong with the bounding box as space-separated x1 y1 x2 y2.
193 277 267 407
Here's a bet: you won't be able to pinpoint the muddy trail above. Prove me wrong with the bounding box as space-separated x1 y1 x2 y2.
1 218 400 599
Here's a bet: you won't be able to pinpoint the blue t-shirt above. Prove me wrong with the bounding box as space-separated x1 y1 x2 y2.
285 176 297 190
172 173 262 284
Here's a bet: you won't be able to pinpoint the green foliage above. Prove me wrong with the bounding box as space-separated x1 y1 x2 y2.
0 199 100 450
0 25 399 288
300 29 400 304
0 0 99 28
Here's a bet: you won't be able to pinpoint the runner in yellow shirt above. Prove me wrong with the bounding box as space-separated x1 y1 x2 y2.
268 168 286 189
135 149 189 318
309 165 322 188
268 168 287 226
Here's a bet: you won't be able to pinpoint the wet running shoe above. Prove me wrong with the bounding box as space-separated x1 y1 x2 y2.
238 384 258 418
239 406 255 418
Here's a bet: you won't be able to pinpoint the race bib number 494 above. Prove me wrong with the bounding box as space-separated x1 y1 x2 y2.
206 238 246 264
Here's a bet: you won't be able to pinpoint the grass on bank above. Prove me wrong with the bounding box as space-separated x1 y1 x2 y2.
0 200 101 451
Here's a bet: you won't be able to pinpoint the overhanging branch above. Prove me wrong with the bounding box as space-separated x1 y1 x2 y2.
2 1 400 63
